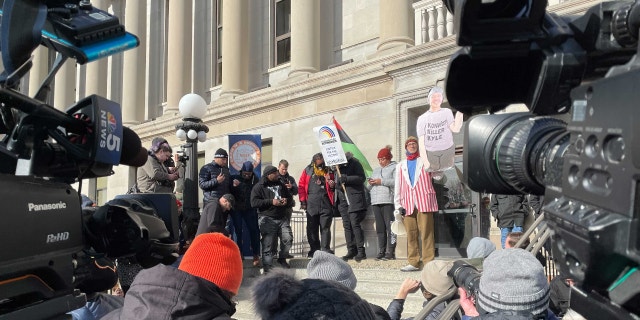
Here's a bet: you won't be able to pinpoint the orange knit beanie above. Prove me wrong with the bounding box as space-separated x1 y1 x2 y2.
178 233 243 295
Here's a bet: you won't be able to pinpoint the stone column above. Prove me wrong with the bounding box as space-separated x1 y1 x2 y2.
84 0 109 98
53 60 76 111
165 0 192 114
219 0 248 99
122 0 147 125
288 0 320 78
28 47 49 98
377 0 414 53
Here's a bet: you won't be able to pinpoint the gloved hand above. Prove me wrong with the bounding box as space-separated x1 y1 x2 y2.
338 175 348 184
300 201 307 211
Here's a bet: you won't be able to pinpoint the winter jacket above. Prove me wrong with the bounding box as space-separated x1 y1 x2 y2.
103 264 236 320
335 157 368 213
387 298 448 320
369 161 397 205
68 293 124 320
137 154 174 193
299 165 336 216
199 162 231 204
250 176 293 219
489 194 528 228
230 173 258 211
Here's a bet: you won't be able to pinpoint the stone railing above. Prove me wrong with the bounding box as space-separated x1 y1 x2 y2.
412 0 587 45
413 0 455 45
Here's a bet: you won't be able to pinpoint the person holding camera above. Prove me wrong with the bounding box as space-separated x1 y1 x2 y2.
136 138 180 193
387 260 456 320
277 159 298 260
251 165 294 273
457 249 557 320
394 136 439 272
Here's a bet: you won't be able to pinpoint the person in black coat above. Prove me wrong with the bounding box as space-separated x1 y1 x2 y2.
251 165 294 272
336 152 368 262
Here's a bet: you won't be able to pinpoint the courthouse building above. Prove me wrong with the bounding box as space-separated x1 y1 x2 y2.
22 0 599 257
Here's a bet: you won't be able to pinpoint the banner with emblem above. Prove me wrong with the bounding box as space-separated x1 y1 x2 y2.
228 135 262 177
313 125 347 166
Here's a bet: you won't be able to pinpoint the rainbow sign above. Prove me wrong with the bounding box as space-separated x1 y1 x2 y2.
318 126 336 138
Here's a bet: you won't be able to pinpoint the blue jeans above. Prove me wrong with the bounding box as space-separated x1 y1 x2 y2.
500 225 523 249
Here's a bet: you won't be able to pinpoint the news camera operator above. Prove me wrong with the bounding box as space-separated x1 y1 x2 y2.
453 249 557 320
136 138 180 193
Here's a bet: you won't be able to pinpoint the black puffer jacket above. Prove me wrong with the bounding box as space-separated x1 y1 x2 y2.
335 156 367 213
103 264 236 320
199 162 231 204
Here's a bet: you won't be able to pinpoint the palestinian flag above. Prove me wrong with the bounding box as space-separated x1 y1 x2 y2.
332 117 373 177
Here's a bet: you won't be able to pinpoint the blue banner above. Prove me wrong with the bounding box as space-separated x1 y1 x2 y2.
228 134 262 177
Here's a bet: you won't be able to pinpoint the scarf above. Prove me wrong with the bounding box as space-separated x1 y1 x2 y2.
313 163 328 177
406 151 419 161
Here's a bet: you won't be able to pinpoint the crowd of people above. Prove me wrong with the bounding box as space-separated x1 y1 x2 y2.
73 86 581 319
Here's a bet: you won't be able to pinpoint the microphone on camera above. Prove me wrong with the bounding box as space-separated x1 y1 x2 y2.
120 126 148 167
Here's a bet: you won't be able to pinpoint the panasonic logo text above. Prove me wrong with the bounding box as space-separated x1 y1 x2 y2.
28 201 67 212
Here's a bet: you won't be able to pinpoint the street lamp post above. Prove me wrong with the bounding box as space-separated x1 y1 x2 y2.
175 93 209 241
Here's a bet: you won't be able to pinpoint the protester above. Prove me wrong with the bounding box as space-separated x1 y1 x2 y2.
299 153 336 257
369 145 398 260
458 248 557 320
336 152 368 262
251 165 294 272
230 161 261 267
387 260 456 320
199 148 232 206
103 233 243 319
277 159 298 260
251 269 388 320
195 194 235 236
307 250 391 319
394 136 439 271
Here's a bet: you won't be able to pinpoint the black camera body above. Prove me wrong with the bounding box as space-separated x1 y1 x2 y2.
448 260 481 299
0 0 177 318
444 0 640 318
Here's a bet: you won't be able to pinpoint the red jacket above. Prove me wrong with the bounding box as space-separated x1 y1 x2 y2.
298 166 335 205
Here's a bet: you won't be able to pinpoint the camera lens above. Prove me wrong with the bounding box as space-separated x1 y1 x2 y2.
464 112 570 195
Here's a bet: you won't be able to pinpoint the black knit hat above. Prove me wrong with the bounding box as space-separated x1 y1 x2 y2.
214 148 228 158
252 269 377 320
263 165 278 176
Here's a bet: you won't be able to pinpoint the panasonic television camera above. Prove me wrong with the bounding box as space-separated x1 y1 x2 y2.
0 1 179 319
442 0 640 318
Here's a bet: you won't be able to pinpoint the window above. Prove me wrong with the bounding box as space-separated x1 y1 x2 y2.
261 139 273 168
215 0 223 85
274 0 291 66
96 177 108 206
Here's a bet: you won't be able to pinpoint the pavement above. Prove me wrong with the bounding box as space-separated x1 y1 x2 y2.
232 256 431 320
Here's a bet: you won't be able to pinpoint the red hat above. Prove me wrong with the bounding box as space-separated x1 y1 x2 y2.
178 233 243 295
377 145 393 160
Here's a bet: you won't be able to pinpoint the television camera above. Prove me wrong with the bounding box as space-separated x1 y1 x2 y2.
442 0 640 318
0 0 179 318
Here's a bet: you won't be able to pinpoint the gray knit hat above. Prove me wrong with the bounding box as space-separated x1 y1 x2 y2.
466 237 496 259
307 251 357 290
478 248 550 316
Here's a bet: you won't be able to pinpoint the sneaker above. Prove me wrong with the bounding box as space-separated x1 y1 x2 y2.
374 253 386 261
385 253 396 260
354 253 367 262
277 258 291 269
400 264 420 272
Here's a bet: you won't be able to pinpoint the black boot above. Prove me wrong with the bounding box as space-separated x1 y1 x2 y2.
354 248 367 262
342 251 357 261
385 247 396 260
375 251 386 261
